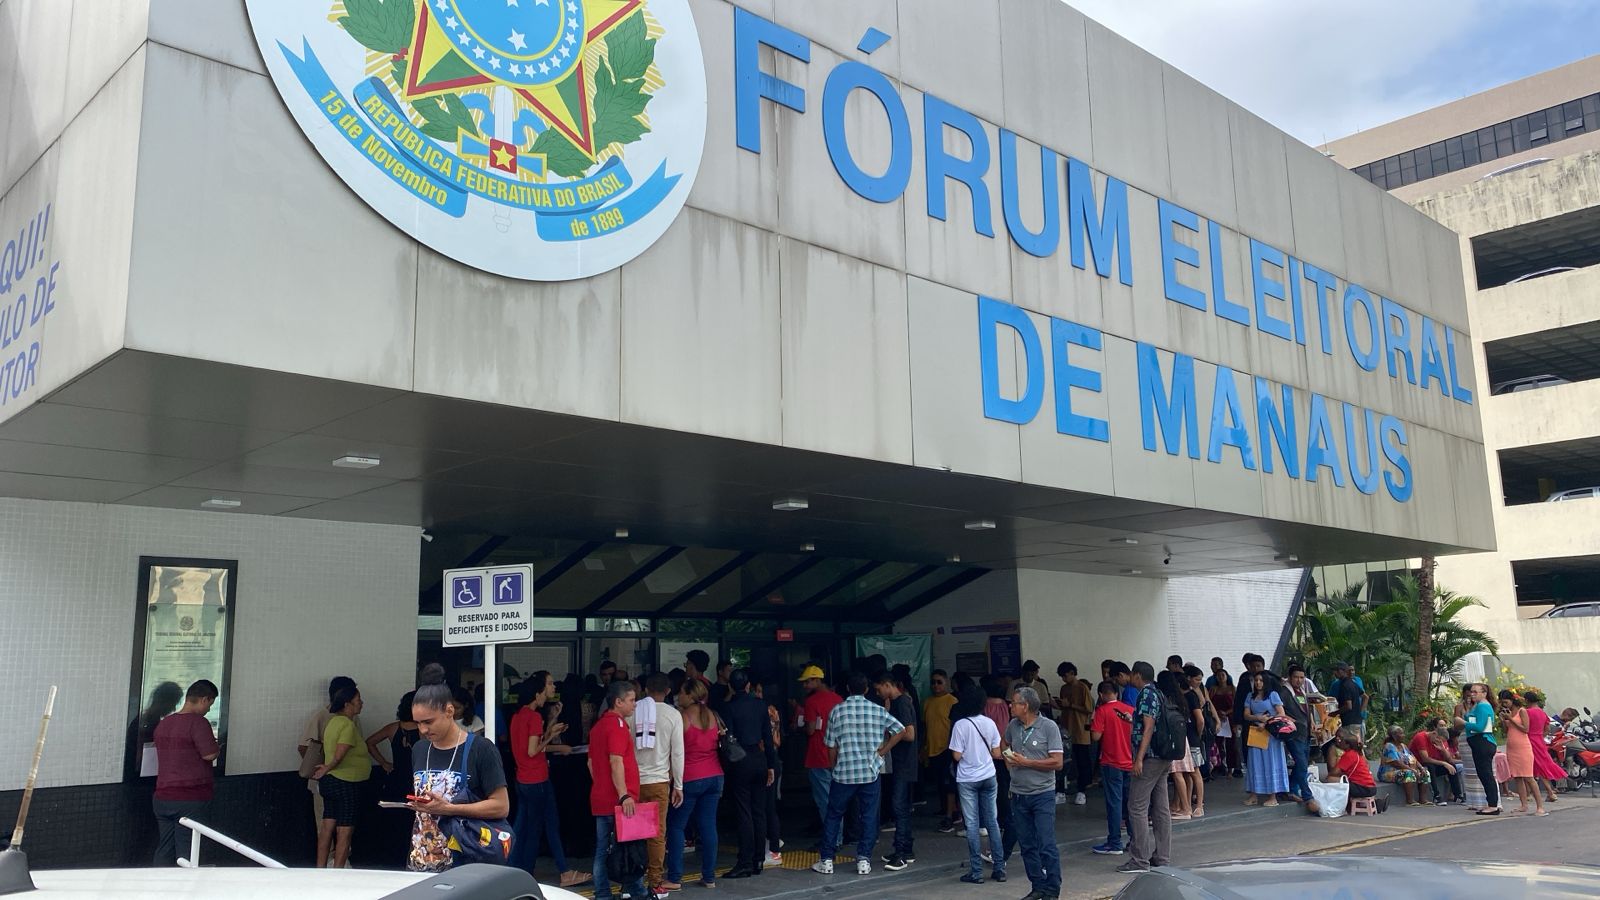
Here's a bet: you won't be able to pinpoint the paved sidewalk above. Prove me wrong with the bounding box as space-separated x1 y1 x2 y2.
559 777 1600 899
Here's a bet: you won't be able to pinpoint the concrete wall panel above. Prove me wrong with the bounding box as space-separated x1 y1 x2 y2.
620 208 781 444
125 45 417 389
906 276 1020 479
778 239 913 463
1083 20 1170 198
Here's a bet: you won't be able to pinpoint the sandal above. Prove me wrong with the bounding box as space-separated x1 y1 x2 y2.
1476 808 1501 816
1263 798 1279 807
1243 796 1259 806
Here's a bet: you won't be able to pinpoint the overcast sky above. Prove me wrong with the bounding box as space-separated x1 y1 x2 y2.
1067 0 1600 147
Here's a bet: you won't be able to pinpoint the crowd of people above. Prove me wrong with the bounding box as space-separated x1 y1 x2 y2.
141 648 1587 899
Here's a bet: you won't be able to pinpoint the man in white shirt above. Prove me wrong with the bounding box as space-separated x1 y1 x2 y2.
948 695 1005 885
635 673 684 893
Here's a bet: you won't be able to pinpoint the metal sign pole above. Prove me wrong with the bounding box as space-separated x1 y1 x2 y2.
483 642 497 745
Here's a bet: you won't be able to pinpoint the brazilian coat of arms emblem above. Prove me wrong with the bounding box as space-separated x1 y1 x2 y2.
245 0 706 281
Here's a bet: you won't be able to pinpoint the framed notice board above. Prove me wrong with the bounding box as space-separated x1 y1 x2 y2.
123 556 238 781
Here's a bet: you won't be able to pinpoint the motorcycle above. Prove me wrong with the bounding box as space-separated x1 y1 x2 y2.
1559 707 1600 795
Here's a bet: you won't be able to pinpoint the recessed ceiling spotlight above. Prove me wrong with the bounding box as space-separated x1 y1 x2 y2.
800 542 816 552
947 554 962 563
1115 537 1138 545
201 498 242 510
332 455 381 469
1123 568 1143 575
614 527 630 539
1274 553 1299 562
772 497 809 511
964 519 996 531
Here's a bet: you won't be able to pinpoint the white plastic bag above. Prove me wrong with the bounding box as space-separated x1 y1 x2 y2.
1308 776 1349 817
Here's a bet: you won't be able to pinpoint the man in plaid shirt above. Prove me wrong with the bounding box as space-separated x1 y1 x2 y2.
811 671 908 876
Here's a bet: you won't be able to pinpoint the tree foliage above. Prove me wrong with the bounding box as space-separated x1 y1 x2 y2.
1290 574 1497 720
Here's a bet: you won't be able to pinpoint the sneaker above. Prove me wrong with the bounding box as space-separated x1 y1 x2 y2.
811 859 834 875
981 851 993 864
958 873 984 885
881 822 896 832
992 869 1006 882
856 859 871 876
1116 861 1151 874
955 826 968 838
937 818 956 834
979 827 988 837
684 840 696 854
883 855 909 872
764 851 783 868
1074 792 1087 805
1434 800 1450 807
1091 843 1123 855
1055 792 1068 805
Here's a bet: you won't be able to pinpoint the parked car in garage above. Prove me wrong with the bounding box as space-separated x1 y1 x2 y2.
1491 374 1570 394
1539 602 1600 618
1548 486 1600 502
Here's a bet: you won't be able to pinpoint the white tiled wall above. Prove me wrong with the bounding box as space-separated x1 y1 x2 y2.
0 497 419 789
1164 569 1304 670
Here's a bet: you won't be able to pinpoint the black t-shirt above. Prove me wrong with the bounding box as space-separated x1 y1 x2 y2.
410 732 508 804
1334 677 1364 718
888 694 918 781
1182 690 1202 745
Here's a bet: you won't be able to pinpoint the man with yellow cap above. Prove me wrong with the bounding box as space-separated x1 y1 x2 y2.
797 663 843 831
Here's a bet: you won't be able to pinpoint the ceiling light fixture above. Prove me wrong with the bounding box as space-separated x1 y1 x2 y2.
332 455 381 469
946 554 962 563
1115 537 1139 545
1123 568 1143 575
800 542 816 552
1273 553 1299 562
772 497 809 511
614 527 630 539
201 498 242 510
964 519 996 531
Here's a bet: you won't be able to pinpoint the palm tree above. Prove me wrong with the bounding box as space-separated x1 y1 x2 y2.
1412 557 1437 714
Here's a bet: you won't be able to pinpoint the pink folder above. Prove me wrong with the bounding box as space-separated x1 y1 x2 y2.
614 801 660 842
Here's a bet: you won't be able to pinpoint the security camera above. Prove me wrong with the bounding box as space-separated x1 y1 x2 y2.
421 530 434 543
1163 554 1172 565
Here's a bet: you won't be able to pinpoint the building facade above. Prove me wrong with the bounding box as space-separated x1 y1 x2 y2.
1325 55 1600 708
2 0 1489 865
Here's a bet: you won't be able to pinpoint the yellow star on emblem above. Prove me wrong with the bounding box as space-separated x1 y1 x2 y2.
402 0 643 159
490 143 515 169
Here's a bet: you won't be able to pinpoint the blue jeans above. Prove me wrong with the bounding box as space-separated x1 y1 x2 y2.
593 814 647 900
820 778 879 862
1100 766 1129 849
667 776 722 884
1010 791 1060 896
510 781 567 874
889 774 915 857
808 767 832 826
1287 737 1311 801
957 777 1003 880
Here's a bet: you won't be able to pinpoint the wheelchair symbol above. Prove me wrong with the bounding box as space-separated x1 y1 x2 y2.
451 576 483 608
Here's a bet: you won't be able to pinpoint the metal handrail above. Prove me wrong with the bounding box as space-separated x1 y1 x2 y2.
176 817 286 869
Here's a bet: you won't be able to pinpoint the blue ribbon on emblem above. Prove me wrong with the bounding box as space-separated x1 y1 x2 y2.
277 40 679 240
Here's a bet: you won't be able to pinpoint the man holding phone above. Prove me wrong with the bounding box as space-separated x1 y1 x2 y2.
1003 686 1063 900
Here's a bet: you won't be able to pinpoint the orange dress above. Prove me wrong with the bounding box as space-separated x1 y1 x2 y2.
1505 708 1535 778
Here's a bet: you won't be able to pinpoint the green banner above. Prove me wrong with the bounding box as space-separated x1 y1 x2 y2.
855 633 933 698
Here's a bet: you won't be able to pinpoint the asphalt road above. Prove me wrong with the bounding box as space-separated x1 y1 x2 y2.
682 794 1600 900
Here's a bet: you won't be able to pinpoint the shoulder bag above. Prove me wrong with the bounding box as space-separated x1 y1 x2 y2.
438 733 516 866
713 710 747 763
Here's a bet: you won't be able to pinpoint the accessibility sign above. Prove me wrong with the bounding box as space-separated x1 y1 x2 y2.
442 564 533 647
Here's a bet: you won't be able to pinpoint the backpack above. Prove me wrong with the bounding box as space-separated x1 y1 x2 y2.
1148 689 1187 761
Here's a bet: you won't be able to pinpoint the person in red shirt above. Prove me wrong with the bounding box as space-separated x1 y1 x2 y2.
1410 718 1464 804
590 680 646 900
509 671 587 887
1089 681 1133 854
796 665 843 831
1331 728 1380 814
152 679 221 866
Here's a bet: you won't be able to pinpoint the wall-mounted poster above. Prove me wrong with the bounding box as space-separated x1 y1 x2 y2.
125 558 238 781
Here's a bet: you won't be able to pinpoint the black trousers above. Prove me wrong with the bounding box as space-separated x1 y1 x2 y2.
1468 734 1500 808
727 753 767 869
763 777 782 853
1071 743 1094 791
